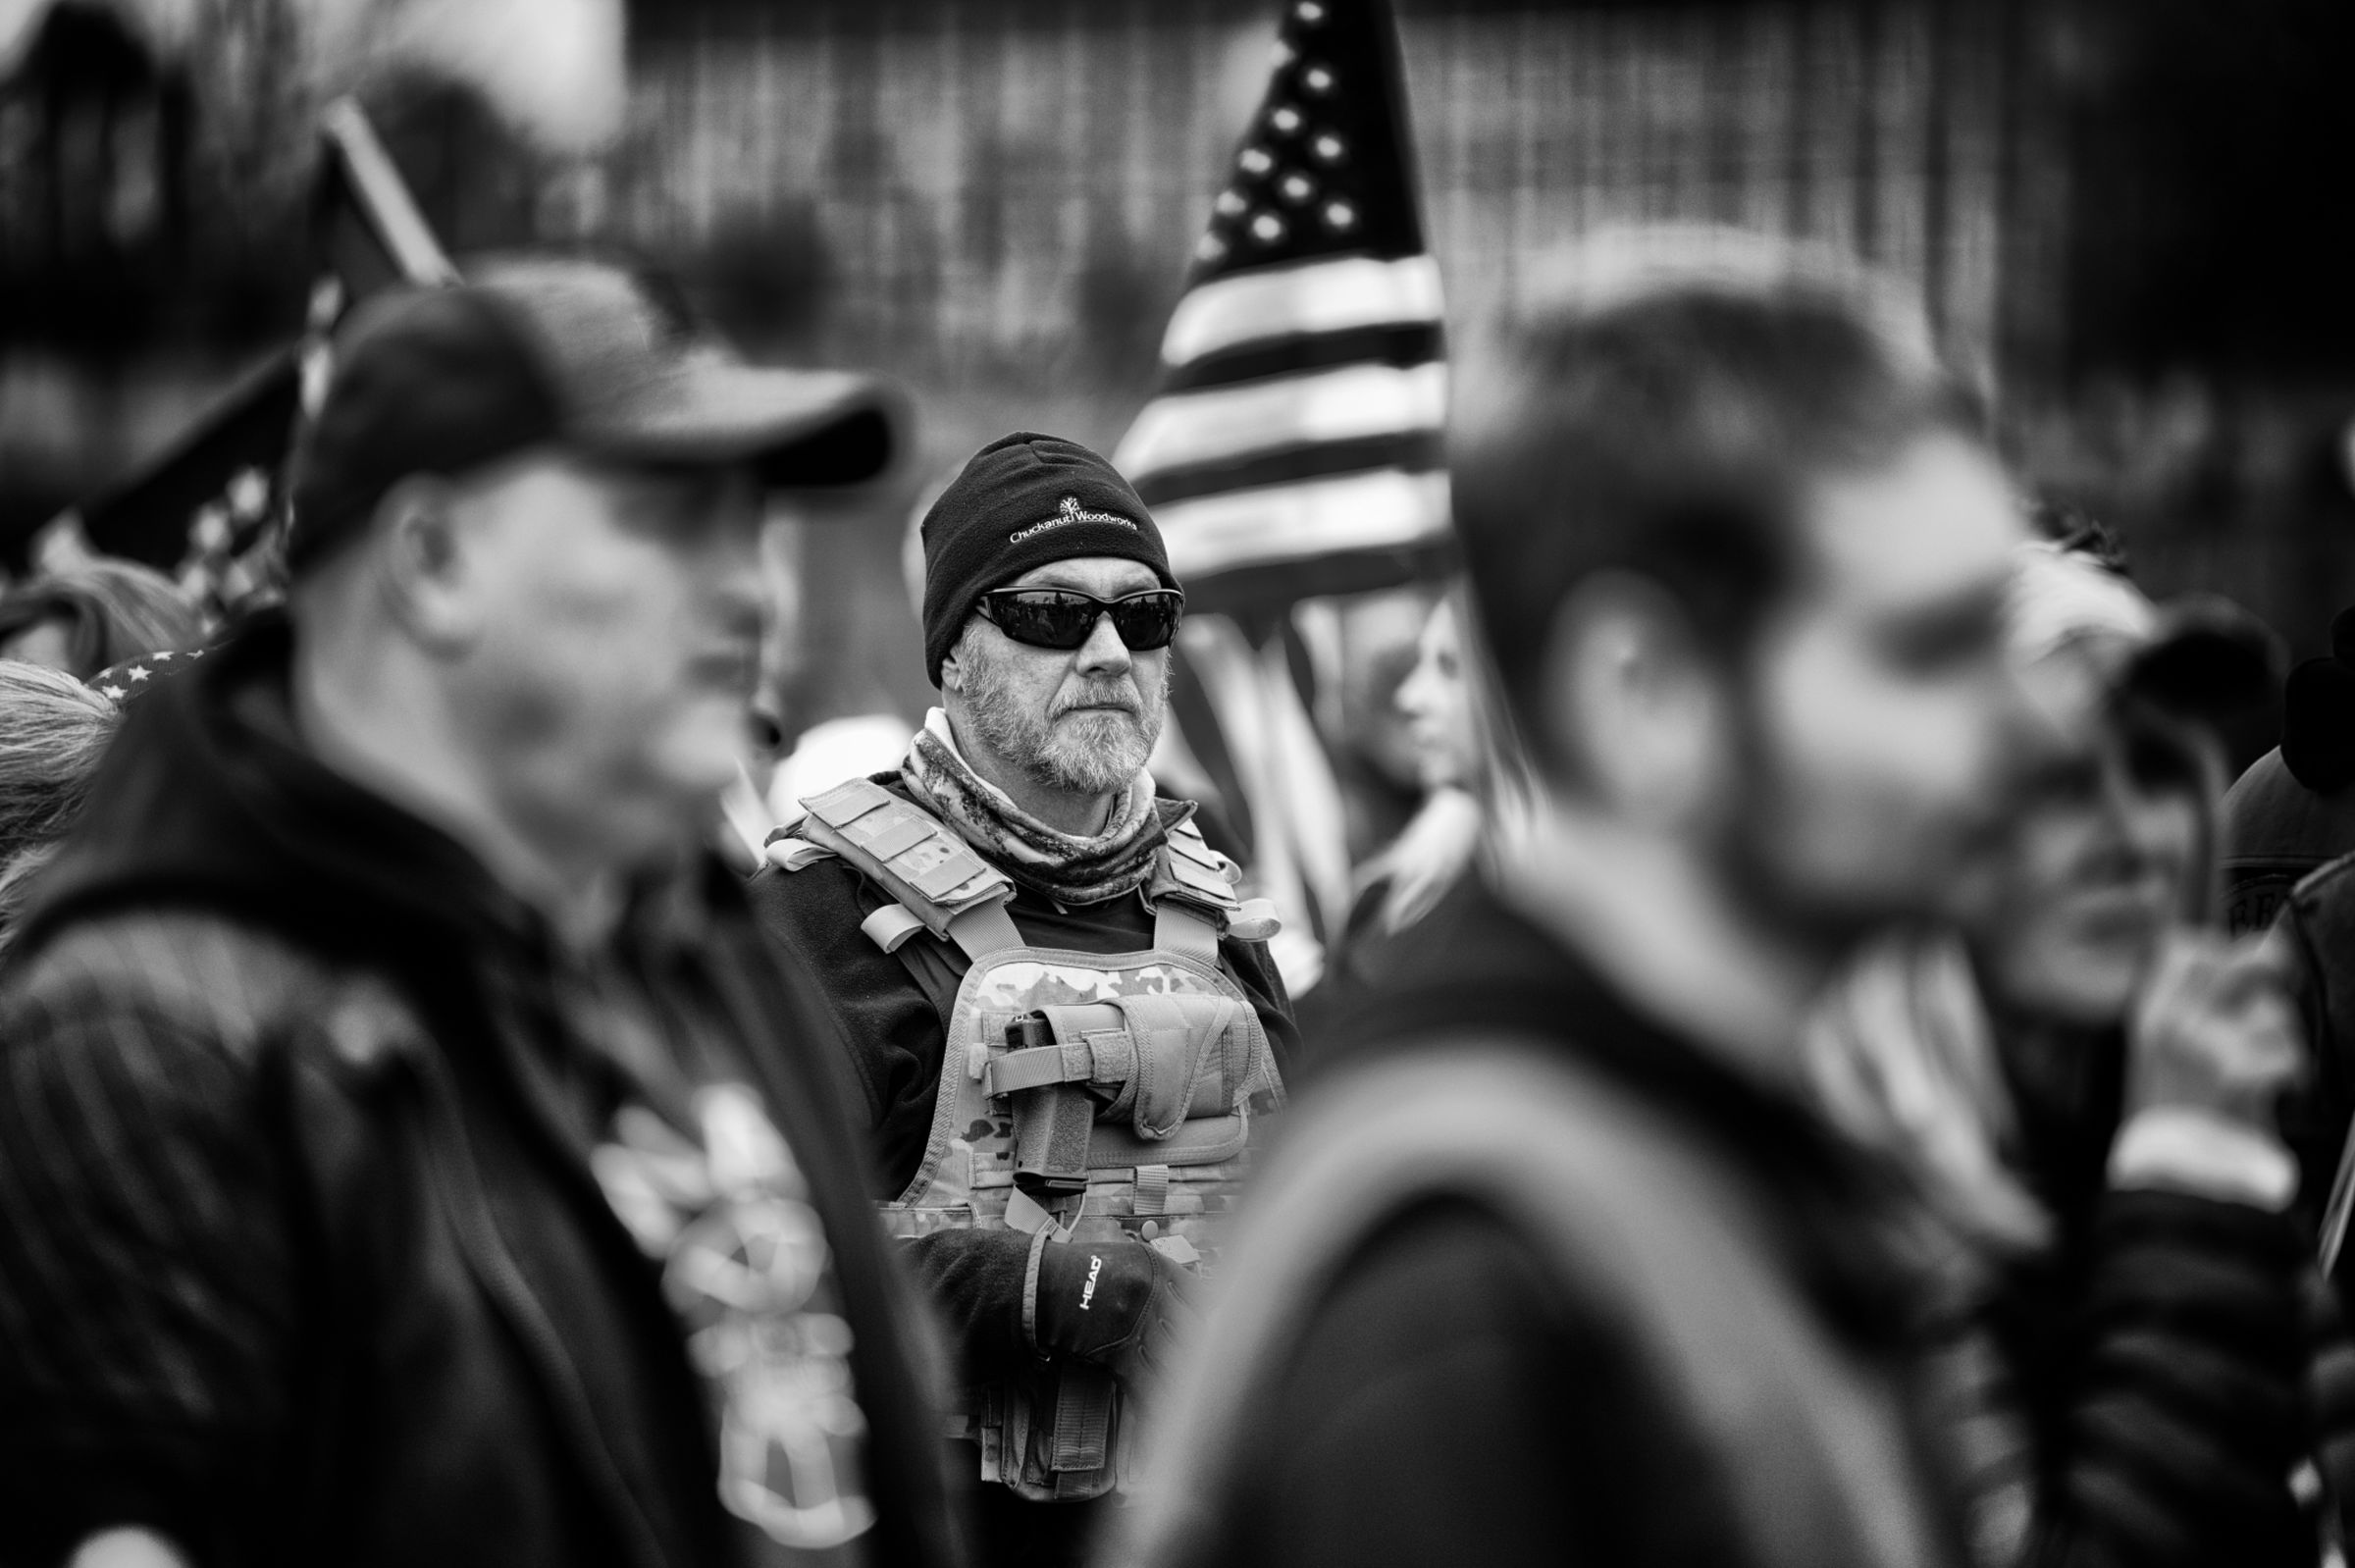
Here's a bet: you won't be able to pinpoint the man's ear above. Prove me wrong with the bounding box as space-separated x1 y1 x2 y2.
938 625 971 696
372 475 483 652
1533 570 1732 827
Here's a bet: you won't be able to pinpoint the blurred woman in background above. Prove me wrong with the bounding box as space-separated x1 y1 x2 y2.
0 560 203 682
1315 586 1531 1018
1807 538 2327 1566
0 660 120 950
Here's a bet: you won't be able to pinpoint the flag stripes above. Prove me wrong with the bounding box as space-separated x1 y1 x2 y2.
1132 430 1440 510
1118 360 1444 493
1155 252 1444 370
1153 467 1448 586
1157 320 1443 397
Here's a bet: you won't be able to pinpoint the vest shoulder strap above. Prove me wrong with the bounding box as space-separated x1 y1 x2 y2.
787 779 1023 962
1147 819 1239 916
776 784 1277 969
1147 818 1293 960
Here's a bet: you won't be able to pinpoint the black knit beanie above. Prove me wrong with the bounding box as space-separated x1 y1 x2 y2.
919 432 1176 684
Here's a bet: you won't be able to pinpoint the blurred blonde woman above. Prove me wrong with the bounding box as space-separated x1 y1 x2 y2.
1326 586 1532 999
0 560 202 681
0 660 119 950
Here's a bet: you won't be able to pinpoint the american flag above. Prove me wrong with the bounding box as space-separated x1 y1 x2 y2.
1119 0 1447 989
1114 0 1447 613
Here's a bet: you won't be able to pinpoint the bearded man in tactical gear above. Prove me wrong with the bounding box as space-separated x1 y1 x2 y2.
749 432 1298 1568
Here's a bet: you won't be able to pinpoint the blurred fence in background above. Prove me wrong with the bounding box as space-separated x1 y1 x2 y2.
5 0 2352 742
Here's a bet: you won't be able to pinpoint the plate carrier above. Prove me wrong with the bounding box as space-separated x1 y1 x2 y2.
771 777 1285 1500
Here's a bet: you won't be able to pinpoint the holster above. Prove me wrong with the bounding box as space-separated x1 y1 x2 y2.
1005 1014 1096 1197
995 995 1244 1198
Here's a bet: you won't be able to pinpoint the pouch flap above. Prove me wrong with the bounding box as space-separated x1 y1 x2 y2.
1087 1111 1248 1170
1114 992 1240 1139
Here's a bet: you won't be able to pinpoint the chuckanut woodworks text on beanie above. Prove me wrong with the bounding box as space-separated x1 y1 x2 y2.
918 432 1177 684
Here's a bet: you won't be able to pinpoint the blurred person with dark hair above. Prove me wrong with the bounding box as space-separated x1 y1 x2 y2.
750 433 1295 1568
0 259 966 1568
2222 605 2355 934
0 660 120 949
2255 643 2355 1537
0 557 204 679
1809 538 2319 1566
1119 231 2036 1568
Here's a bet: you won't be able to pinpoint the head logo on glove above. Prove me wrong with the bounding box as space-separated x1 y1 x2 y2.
1080 1254 1104 1311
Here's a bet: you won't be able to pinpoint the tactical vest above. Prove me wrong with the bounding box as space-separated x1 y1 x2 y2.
769 777 1285 1502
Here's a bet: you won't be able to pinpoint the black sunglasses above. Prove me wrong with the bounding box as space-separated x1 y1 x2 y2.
976 587 1186 653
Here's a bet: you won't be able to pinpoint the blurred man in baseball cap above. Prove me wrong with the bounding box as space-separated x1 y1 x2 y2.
0 257 966 1568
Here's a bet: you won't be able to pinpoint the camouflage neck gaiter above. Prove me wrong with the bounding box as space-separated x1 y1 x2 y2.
900 710 1184 907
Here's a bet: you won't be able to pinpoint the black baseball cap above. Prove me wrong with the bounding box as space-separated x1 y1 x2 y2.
287 255 899 573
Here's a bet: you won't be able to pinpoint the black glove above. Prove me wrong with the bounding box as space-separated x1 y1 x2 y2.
1028 1235 1199 1383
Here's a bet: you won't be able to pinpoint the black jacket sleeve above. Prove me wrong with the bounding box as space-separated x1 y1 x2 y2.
0 959 297 1567
745 858 952 1197
903 1228 1036 1385
1983 1188 2313 1568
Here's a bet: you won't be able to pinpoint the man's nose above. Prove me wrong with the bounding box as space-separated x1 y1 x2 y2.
2000 659 2085 796
705 562 771 643
1074 611 1134 674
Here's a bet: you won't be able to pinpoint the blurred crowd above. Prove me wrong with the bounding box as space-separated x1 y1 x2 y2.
7 229 2355 1568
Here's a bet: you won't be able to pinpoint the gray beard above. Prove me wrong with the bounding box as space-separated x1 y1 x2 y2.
962 642 1169 802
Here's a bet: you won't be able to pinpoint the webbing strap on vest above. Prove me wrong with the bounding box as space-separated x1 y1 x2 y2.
1134 1163 1172 1216
1050 1364 1116 1473
1146 824 1240 962
859 904 926 953
947 898 1024 963
792 781 1251 969
1152 902 1220 965
985 1038 1125 1097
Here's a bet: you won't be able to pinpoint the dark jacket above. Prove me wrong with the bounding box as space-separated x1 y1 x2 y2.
2278 852 2355 1231
0 617 965 1568
2261 852 2355 1552
1972 1014 2312 1566
1122 876 1968 1568
2222 748 2355 936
